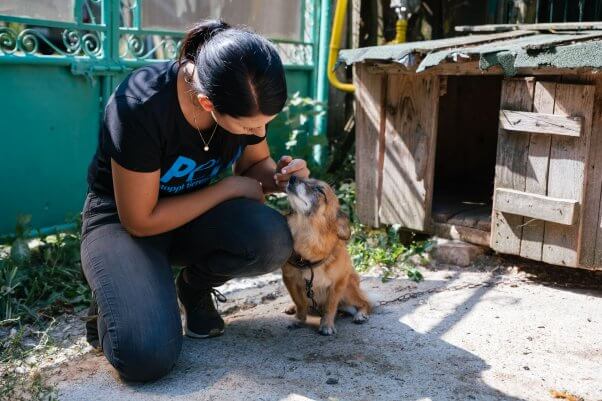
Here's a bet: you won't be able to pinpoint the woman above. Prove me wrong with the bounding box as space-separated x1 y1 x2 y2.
80 19 308 382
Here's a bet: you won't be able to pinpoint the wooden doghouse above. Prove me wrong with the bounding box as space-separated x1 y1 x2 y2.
339 23 602 270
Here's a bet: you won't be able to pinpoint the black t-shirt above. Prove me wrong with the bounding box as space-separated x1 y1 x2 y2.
87 61 265 197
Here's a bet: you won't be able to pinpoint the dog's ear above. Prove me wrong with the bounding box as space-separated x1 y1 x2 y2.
336 209 351 240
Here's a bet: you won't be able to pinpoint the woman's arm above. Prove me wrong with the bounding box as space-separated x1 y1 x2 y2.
234 140 278 193
111 159 264 237
235 141 310 192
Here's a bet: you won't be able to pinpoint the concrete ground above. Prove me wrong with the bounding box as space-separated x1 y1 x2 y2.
48 259 601 401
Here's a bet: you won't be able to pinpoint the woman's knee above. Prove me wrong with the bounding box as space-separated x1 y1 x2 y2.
243 205 293 274
106 321 183 382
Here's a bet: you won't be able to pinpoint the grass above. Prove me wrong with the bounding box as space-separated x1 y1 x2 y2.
1 217 83 401
0 215 90 326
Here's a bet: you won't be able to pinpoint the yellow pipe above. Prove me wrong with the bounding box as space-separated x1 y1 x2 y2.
386 18 407 44
328 0 355 93
394 18 407 44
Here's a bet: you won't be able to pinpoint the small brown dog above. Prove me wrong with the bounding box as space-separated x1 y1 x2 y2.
282 175 371 335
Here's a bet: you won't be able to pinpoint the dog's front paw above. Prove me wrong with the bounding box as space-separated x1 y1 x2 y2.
284 304 296 315
353 312 368 324
318 323 337 336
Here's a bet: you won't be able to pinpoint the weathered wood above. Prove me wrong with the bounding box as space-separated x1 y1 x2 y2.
354 64 385 227
366 61 600 78
432 194 485 224
378 75 439 230
447 206 492 230
581 77 602 269
543 83 595 267
432 222 491 247
499 110 583 137
494 188 579 226
476 215 492 232
367 61 502 76
492 78 535 255
520 81 556 261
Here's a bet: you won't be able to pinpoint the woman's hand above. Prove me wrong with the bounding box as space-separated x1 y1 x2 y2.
273 156 310 190
218 175 265 203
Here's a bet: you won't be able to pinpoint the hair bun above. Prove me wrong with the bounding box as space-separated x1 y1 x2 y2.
179 19 231 62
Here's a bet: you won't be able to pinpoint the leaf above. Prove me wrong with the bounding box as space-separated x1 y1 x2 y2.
406 267 423 282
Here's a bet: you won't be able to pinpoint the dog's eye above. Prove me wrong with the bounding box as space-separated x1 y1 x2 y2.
315 186 327 201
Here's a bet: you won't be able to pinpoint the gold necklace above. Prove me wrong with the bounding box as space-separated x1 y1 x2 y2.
185 64 218 152
193 112 218 152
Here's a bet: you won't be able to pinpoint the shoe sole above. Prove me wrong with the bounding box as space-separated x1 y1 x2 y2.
178 299 225 339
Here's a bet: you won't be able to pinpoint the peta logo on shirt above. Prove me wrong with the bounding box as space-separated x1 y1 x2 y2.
159 156 221 194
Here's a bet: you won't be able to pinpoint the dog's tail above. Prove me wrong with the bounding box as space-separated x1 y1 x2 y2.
340 273 375 314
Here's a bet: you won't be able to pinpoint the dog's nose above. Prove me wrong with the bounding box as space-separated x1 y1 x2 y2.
289 175 297 185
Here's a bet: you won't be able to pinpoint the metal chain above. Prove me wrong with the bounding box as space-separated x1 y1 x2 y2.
377 273 573 307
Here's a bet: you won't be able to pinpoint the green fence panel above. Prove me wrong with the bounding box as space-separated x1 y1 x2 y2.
0 65 101 234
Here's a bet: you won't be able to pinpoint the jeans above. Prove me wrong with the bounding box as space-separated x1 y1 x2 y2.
79 190 293 382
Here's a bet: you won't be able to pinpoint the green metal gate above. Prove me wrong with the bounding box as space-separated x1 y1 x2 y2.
0 0 327 235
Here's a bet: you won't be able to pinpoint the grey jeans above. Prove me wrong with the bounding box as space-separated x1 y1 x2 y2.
80 191 292 382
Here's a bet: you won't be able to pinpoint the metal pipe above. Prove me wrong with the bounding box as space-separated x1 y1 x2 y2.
315 0 332 135
0 223 78 243
327 0 354 93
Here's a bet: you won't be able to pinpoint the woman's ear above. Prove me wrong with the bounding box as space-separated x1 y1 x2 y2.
197 94 214 112
336 209 351 241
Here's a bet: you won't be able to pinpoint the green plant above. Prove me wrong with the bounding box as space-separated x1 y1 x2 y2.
0 215 89 326
270 92 327 175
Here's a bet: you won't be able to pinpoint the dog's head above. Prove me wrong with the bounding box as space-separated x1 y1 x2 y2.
285 176 350 241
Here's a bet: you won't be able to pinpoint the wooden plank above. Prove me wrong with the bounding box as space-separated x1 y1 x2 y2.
499 110 583 137
543 83 596 267
378 75 439 231
581 77 602 269
432 222 491 247
432 197 482 223
366 61 601 78
476 214 492 232
448 205 492 229
351 0 361 49
354 64 385 227
491 78 535 255
494 188 579 226
520 81 556 261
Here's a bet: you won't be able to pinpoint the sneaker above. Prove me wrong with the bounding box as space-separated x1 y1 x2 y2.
176 271 227 338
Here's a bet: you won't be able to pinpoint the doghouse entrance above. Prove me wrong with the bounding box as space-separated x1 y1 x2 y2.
431 76 503 240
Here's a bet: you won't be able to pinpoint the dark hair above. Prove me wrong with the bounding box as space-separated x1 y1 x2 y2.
179 19 287 118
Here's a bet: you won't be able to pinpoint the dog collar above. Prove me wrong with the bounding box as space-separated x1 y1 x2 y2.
288 251 324 270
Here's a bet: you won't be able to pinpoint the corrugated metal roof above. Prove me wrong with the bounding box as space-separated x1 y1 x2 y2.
455 22 602 32
338 29 602 75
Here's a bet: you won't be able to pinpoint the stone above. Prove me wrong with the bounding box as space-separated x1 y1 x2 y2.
432 238 486 267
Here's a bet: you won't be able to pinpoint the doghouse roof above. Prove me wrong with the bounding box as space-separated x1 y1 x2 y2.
338 22 602 76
